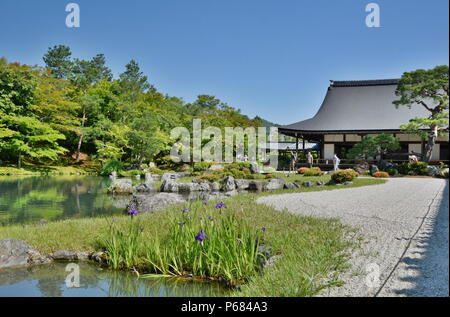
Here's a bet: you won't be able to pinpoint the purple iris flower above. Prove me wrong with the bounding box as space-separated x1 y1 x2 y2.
181 208 190 213
215 202 227 209
178 222 186 227
202 201 209 205
262 227 267 232
195 229 209 243
127 206 138 216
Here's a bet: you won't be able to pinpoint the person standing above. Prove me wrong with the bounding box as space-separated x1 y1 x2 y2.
288 148 298 174
333 153 340 171
307 152 314 168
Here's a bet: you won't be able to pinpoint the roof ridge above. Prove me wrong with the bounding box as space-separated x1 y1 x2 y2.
330 79 399 87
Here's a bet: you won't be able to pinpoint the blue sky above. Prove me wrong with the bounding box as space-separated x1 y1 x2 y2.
0 0 448 124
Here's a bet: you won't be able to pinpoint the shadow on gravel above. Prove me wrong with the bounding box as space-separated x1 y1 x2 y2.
394 180 449 297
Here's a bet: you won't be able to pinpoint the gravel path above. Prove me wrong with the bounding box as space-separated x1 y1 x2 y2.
257 178 449 297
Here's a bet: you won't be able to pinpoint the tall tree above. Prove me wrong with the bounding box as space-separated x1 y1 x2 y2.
394 66 449 162
43 45 73 79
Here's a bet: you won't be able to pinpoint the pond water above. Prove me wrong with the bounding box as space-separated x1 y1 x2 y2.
0 262 226 297
0 176 127 226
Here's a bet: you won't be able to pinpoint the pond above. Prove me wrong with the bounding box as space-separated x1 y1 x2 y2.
0 176 127 226
0 262 226 297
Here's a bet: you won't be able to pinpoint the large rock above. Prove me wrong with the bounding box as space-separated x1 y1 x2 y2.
127 193 187 214
250 162 260 174
284 182 300 189
353 162 369 175
51 250 90 261
427 166 438 177
302 181 314 188
210 182 221 191
134 182 156 193
435 168 449 178
221 176 236 192
249 181 265 191
0 239 51 269
161 173 179 184
369 165 379 175
160 181 179 192
234 179 250 190
178 183 201 192
108 179 134 194
264 178 285 190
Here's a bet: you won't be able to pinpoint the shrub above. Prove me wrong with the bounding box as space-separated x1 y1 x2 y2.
248 174 266 180
373 171 389 178
100 160 124 176
193 162 213 172
399 162 428 176
303 167 324 177
386 168 398 176
331 169 359 183
119 169 145 177
148 167 164 175
199 174 222 183
297 167 309 174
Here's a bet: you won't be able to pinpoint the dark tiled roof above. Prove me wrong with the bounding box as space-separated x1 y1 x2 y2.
331 79 399 87
280 79 432 133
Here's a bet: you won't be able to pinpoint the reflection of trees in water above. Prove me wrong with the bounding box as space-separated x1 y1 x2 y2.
0 263 226 297
0 176 126 225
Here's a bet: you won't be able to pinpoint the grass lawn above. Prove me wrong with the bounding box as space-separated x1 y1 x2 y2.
0 177 385 296
0 165 97 176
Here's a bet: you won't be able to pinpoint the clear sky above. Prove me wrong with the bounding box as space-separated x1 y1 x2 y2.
0 0 448 125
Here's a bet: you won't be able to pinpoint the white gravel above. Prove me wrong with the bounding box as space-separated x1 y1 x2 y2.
257 178 449 297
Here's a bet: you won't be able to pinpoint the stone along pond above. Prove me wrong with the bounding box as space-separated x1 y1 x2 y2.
0 175 230 297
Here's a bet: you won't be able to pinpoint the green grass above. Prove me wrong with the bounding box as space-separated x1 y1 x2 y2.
0 165 95 176
0 178 385 296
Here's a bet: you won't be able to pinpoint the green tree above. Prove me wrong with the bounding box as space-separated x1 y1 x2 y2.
43 45 73 79
394 66 449 162
0 115 67 167
348 134 400 161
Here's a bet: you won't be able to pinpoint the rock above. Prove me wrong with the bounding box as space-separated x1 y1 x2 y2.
264 178 285 190
344 181 353 185
38 219 48 226
210 182 221 191
127 193 187 214
161 173 179 184
302 181 314 188
0 239 51 269
178 183 201 192
435 168 449 178
369 165 379 174
378 160 398 171
89 252 107 263
198 182 212 191
221 176 236 192
316 181 325 187
51 250 89 261
109 171 117 181
234 179 250 190
263 255 281 269
149 162 156 168
209 164 224 171
249 181 265 191
161 181 179 193
250 162 260 174
353 162 369 175
427 166 438 177
144 173 154 183
284 182 300 189
108 179 134 194
134 182 155 193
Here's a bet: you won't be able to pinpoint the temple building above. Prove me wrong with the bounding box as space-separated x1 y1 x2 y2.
279 79 449 162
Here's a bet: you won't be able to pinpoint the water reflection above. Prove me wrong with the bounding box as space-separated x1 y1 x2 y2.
0 262 226 297
0 176 124 226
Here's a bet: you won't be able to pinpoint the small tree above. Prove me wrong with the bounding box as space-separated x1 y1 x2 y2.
348 134 400 161
393 66 449 162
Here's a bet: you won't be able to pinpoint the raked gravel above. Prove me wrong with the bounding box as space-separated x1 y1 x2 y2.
257 178 449 297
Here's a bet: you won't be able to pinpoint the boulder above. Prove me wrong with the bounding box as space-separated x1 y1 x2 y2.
210 182 221 191
127 193 187 214
51 250 90 261
108 179 134 194
250 162 260 174
302 181 314 188
161 173 179 184
0 239 51 269
221 176 236 192
178 183 201 192
369 165 379 175
89 252 107 263
344 181 354 185
160 181 179 193
427 166 438 177
353 162 369 175
284 182 300 189
134 182 155 193
316 180 325 187
248 181 265 191
264 178 285 190
435 168 449 178
234 179 250 190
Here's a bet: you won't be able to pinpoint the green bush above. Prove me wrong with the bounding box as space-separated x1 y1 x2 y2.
100 160 124 176
193 162 213 172
331 169 359 183
199 174 222 183
399 162 428 175
148 167 165 175
386 168 398 176
303 167 324 177
118 169 145 177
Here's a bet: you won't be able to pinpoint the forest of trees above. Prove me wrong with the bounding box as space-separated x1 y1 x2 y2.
0 45 269 169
